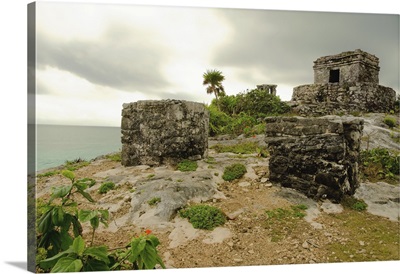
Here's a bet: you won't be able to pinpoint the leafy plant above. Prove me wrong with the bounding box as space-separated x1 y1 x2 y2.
203 69 225 108
39 236 110 272
78 209 109 246
177 159 198 172
36 170 96 258
361 148 400 182
147 197 161 206
110 230 165 270
179 204 226 230
222 163 247 181
98 181 115 194
341 196 368 211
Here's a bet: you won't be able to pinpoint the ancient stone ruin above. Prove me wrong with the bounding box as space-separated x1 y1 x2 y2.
291 49 396 115
121 100 209 166
256 84 277 96
265 116 364 202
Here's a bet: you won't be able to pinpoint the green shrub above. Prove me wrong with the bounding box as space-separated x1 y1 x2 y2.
177 160 198 172
147 197 161 206
106 152 121 162
64 158 90 171
179 204 226 230
361 148 400 182
222 163 247 181
341 196 368 211
211 141 267 155
384 116 396 128
98 182 115 194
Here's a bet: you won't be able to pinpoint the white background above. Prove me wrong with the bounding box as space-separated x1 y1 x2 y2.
0 0 399 273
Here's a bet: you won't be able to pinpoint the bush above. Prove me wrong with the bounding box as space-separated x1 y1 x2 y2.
383 116 396 128
177 160 198 172
179 205 226 230
222 163 247 181
361 148 399 182
147 197 161 206
98 181 115 194
341 196 368 211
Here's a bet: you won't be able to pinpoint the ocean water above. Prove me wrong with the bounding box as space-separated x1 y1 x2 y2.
34 124 121 172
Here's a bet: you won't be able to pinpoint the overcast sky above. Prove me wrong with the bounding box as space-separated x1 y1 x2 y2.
32 1 399 127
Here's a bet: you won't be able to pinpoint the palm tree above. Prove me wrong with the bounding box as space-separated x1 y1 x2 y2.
202 69 225 107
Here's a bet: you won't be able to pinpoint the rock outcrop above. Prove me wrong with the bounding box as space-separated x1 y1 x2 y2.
121 100 209 167
265 116 364 202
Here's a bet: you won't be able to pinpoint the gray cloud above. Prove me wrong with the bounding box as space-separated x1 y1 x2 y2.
213 8 399 90
37 23 171 94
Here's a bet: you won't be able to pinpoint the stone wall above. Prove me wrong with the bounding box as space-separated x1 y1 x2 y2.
121 100 209 166
291 83 396 116
265 116 364 202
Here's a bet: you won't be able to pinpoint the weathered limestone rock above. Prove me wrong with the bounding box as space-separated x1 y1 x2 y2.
265 116 364 202
291 49 396 115
121 100 209 166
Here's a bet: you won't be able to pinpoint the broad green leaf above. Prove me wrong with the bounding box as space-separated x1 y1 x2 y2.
71 215 83 237
147 235 160 247
77 189 95 203
38 230 62 257
83 246 110 264
60 213 72 234
59 231 73 251
140 244 158 269
51 207 64 226
71 236 85 256
73 181 88 191
61 170 75 181
129 237 146 263
82 258 110 272
78 210 97 222
90 216 100 229
38 209 54 233
39 244 74 270
50 257 82 273
98 209 109 220
50 185 72 201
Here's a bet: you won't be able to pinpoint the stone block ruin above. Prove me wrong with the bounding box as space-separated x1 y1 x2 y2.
291 49 396 115
265 116 364 202
121 100 209 166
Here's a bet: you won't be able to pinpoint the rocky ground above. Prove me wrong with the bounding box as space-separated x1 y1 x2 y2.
35 113 400 270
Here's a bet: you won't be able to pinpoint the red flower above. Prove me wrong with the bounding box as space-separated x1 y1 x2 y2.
145 229 152 235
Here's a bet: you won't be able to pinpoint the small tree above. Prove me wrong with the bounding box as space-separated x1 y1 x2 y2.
203 69 225 108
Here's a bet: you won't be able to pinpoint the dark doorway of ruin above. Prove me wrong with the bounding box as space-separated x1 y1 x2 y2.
329 69 340 83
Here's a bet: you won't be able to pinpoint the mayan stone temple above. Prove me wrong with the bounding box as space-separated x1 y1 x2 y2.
291 49 396 115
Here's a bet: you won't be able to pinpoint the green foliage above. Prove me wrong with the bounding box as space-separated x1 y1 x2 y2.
37 170 59 178
383 116 397 128
147 197 161 206
39 236 110 272
222 163 247 181
64 158 90 171
341 196 368 211
98 181 115 194
361 148 399 182
207 104 234 136
179 204 226 230
203 69 225 104
110 231 165 270
264 205 308 242
177 159 198 172
212 141 268 157
106 152 122 162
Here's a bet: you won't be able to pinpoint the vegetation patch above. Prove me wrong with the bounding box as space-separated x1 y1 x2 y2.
37 170 59 178
222 163 247 181
177 160 198 172
360 148 400 183
341 196 368 211
64 158 90 171
147 197 161 206
106 152 122 162
98 181 115 194
179 204 226 230
325 210 399 262
211 141 268 156
383 116 397 128
263 205 308 242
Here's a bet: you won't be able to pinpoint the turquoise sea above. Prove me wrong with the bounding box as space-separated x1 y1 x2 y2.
33 124 121 172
